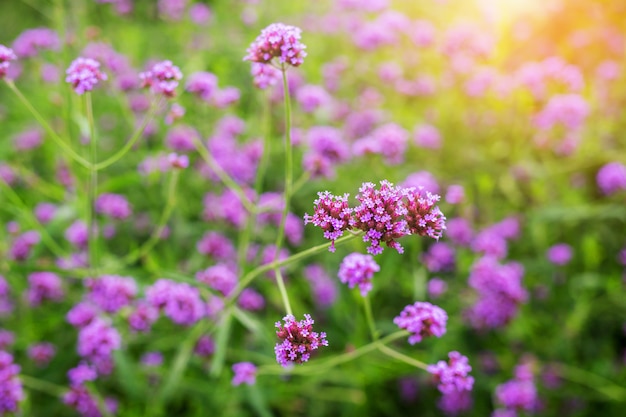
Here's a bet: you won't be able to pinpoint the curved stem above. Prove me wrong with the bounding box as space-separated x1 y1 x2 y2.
552 362 626 401
124 170 180 265
257 331 409 376
4 80 91 169
192 136 254 212
20 374 66 398
377 344 428 371
94 99 161 171
274 268 293 316
86 93 99 275
363 296 379 341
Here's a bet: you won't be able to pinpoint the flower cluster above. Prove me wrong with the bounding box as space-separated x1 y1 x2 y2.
274 314 328 367
65 57 108 95
337 252 380 296
393 302 448 344
139 60 183 97
304 191 353 252
427 351 474 394
251 62 281 89
145 279 204 326
95 193 132 220
85 275 137 313
244 23 307 67
305 181 446 254
0 45 17 79
26 271 64 307
494 361 539 415
231 362 257 386
0 351 24 414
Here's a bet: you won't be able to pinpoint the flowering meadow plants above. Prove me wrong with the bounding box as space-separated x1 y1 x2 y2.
1 0 626 416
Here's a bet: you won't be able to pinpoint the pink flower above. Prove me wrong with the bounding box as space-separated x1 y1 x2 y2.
244 23 307 67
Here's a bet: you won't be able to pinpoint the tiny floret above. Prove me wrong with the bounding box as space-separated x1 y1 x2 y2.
65 57 107 95
244 23 307 67
274 314 328 367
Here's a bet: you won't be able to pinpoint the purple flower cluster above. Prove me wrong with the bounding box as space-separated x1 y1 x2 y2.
0 45 17 79
86 275 137 313
546 243 573 266
196 264 238 296
251 62 281 89
305 181 446 254
353 123 409 165
337 252 380 296
77 318 121 373
274 314 328 367
494 362 539 415
304 191 353 252
95 193 132 220
27 342 56 367
0 351 24 414
139 60 183 97
467 256 527 329
0 276 12 316
27 272 64 306
65 57 108 95
596 162 626 195
244 23 307 67
12 27 60 58
232 362 257 386
393 302 448 344
196 231 236 261
353 181 409 255
9 230 40 261
194 335 215 357
303 264 338 308
145 279 204 326
421 242 456 273
427 351 474 394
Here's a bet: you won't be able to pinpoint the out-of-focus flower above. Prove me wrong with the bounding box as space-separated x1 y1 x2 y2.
0 44 17 79
12 28 59 58
0 351 24 414
546 243 573 266
96 193 132 220
596 162 626 195
394 302 448 344
139 60 182 97
427 351 474 394
65 57 107 95
232 362 257 386
337 252 380 296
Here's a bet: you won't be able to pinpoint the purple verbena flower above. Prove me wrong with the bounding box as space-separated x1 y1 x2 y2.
546 243 573 266
66 302 99 328
237 288 265 311
27 342 55 367
496 378 538 413
304 191 353 252
63 386 101 417
12 28 59 58
95 193 132 220
194 335 215 357
186 71 218 101
0 45 17 79
196 264 238 297
139 60 183 97
394 301 448 344
165 124 199 152
196 231 236 261
596 162 626 195
303 264 338 308
232 362 257 386
77 318 121 368
67 362 97 387
167 152 189 169
9 230 40 261
337 252 380 296
34 202 57 224
65 57 107 95
352 180 409 255
65 220 89 249
428 278 448 299
0 351 24 414
274 314 328 367
128 302 159 333
145 279 205 326
251 62 281 89
0 330 14 349
404 187 446 240
140 352 163 367
244 23 307 67
427 351 474 394
86 275 137 313
26 272 64 306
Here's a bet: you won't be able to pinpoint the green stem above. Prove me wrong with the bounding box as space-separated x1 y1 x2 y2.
94 99 161 171
0 180 66 258
274 268 293 316
20 374 66 398
86 93 98 275
363 296 379 341
257 331 409 376
553 362 626 401
270 68 294 315
377 344 428 370
192 136 254 212
124 170 180 265
4 80 92 169
227 232 361 306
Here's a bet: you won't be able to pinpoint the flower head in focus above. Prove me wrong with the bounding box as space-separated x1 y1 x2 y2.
274 314 328 367
65 57 107 95
244 23 307 68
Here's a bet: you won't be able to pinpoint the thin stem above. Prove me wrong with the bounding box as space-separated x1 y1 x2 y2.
257 331 409 376
86 93 99 275
4 80 92 169
0 180 66 258
274 268 293 316
254 90 272 197
377 344 428 370
227 232 361 306
124 170 180 265
94 99 161 171
552 362 626 401
192 136 254 212
20 374 66 398
363 296 379 341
